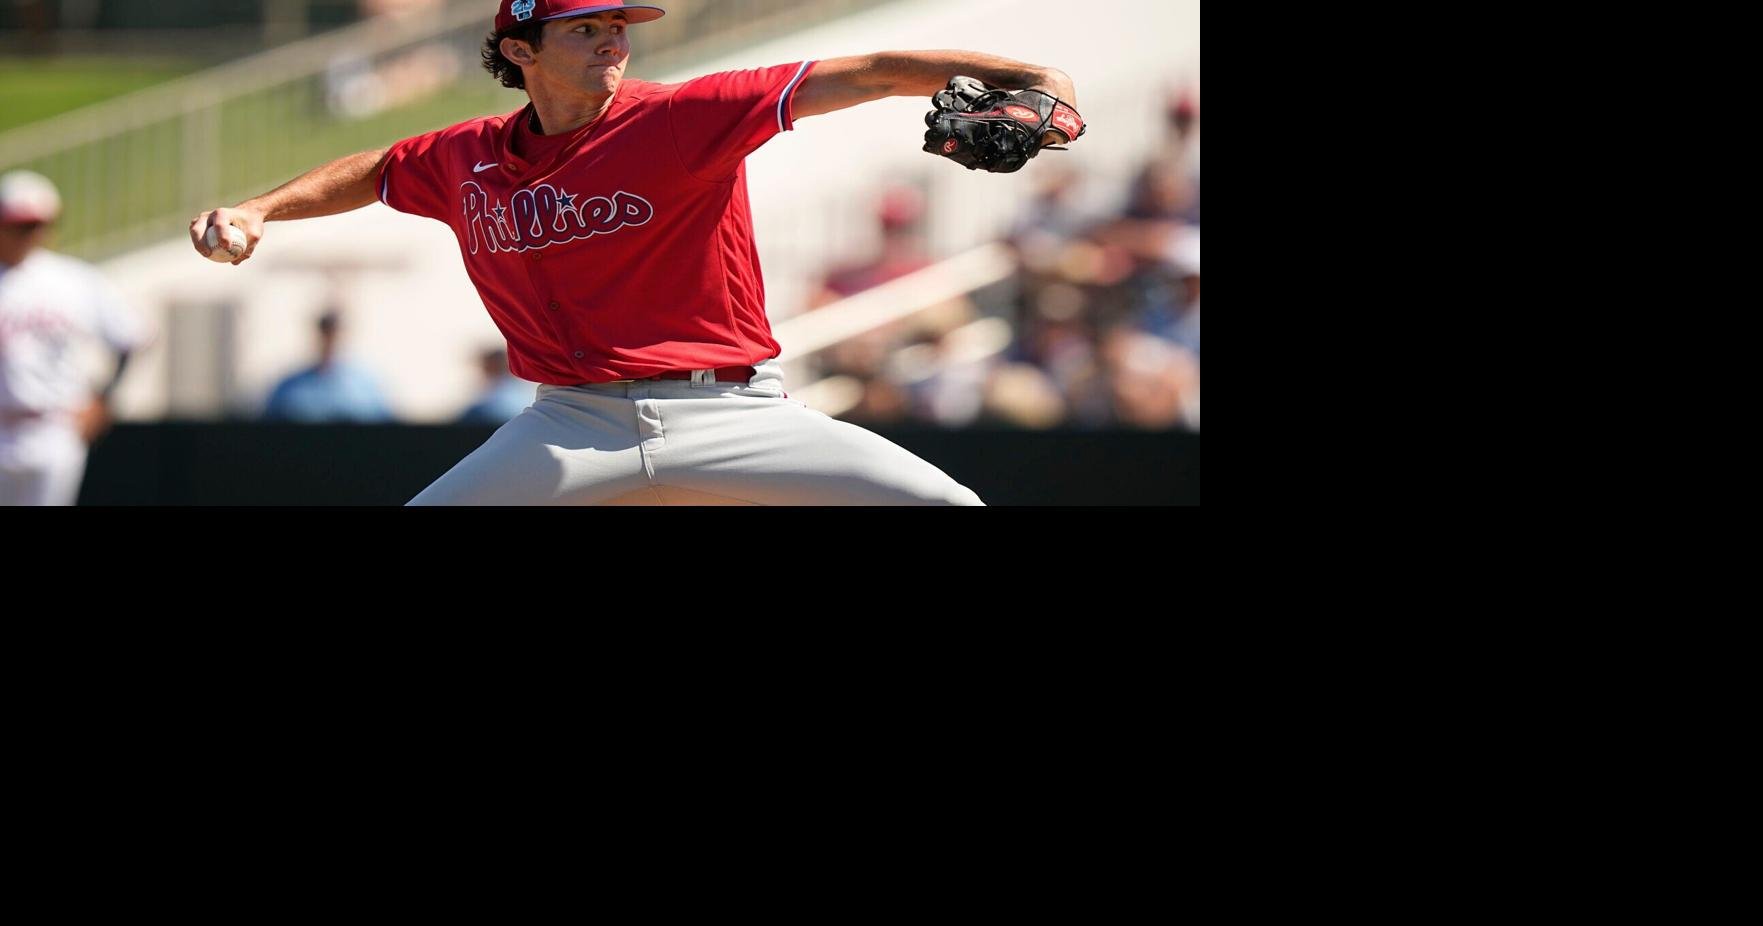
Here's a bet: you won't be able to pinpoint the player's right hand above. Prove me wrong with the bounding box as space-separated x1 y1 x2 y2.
189 206 266 266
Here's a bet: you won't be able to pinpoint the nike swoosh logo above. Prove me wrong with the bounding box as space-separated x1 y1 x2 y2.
473 162 499 173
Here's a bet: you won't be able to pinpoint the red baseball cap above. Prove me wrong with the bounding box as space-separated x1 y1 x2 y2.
495 1 665 33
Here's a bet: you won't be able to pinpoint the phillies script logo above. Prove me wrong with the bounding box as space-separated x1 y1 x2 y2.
460 181 654 255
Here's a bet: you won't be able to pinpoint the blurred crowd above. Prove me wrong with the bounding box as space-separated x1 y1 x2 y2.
808 85 1201 431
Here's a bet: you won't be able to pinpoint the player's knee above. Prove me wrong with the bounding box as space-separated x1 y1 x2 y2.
953 485 985 506
939 481 985 506
891 465 983 505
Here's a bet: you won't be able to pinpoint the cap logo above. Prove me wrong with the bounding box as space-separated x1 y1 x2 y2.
512 0 536 22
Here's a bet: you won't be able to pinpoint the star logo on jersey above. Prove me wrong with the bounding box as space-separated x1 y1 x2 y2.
459 181 654 256
511 0 536 22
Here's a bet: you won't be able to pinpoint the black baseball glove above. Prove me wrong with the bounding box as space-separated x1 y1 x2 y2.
922 76 1087 174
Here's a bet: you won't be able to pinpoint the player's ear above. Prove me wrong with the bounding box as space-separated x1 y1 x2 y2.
501 36 538 67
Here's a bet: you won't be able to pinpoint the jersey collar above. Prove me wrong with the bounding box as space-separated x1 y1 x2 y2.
498 81 628 177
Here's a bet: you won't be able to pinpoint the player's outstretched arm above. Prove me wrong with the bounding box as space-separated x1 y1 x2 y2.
188 147 391 266
793 51 1078 142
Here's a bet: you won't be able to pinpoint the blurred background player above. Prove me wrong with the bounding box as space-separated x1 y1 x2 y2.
0 170 148 505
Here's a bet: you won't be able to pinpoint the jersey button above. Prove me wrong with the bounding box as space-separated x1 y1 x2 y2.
548 301 560 310
573 350 585 359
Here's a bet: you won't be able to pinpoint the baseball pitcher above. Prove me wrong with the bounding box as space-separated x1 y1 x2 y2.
190 1 1084 505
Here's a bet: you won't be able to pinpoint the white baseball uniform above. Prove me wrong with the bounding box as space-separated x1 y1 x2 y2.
0 249 147 506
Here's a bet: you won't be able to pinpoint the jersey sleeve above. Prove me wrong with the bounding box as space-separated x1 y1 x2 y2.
87 266 148 353
668 61 818 182
376 128 452 220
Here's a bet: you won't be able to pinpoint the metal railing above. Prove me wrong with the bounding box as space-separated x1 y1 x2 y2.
772 242 1021 415
0 0 897 259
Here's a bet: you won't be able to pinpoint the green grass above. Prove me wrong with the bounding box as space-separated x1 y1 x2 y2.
0 57 201 133
17 74 527 259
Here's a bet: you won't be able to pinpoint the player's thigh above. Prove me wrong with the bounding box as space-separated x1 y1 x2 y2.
656 397 983 506
41 459 86 507
0 430 86 506
0 465 48 506
409 398 647 506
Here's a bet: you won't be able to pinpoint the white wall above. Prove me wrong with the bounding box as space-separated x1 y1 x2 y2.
104 0 1199 423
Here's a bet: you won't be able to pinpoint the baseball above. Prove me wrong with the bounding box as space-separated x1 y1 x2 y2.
203 223 246 262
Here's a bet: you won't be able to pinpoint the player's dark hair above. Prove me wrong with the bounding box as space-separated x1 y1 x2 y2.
482 21 546 91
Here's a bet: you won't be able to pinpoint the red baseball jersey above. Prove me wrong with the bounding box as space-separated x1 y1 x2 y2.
377 61 817 384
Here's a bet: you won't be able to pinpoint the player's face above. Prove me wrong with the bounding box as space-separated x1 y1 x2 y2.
533 13 631 98
0 220 47 267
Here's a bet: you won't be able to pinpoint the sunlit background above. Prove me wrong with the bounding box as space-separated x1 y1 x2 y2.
0 0 1199 504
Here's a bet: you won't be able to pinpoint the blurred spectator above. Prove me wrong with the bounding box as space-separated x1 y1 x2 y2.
262 309 393 422
1011 289 1103 420
1011 165 1093 241
1140 231 1199 356
456 347 534 425
1162 83 1201 223
1168 87 1199 140
824 327 911 426
1097 325 1199 430
838 372 912 426
817 185 935 300
1008 165 1098 272
1122 159 1198 225
981 363 1066 429
909 322 1008 427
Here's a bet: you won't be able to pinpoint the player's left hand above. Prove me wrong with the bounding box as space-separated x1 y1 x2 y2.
76 398 112 445
923 76 1087 174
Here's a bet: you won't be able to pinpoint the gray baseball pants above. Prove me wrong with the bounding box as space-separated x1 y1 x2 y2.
408 359 983 506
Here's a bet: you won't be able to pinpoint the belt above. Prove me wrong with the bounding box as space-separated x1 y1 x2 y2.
602 366 756 385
